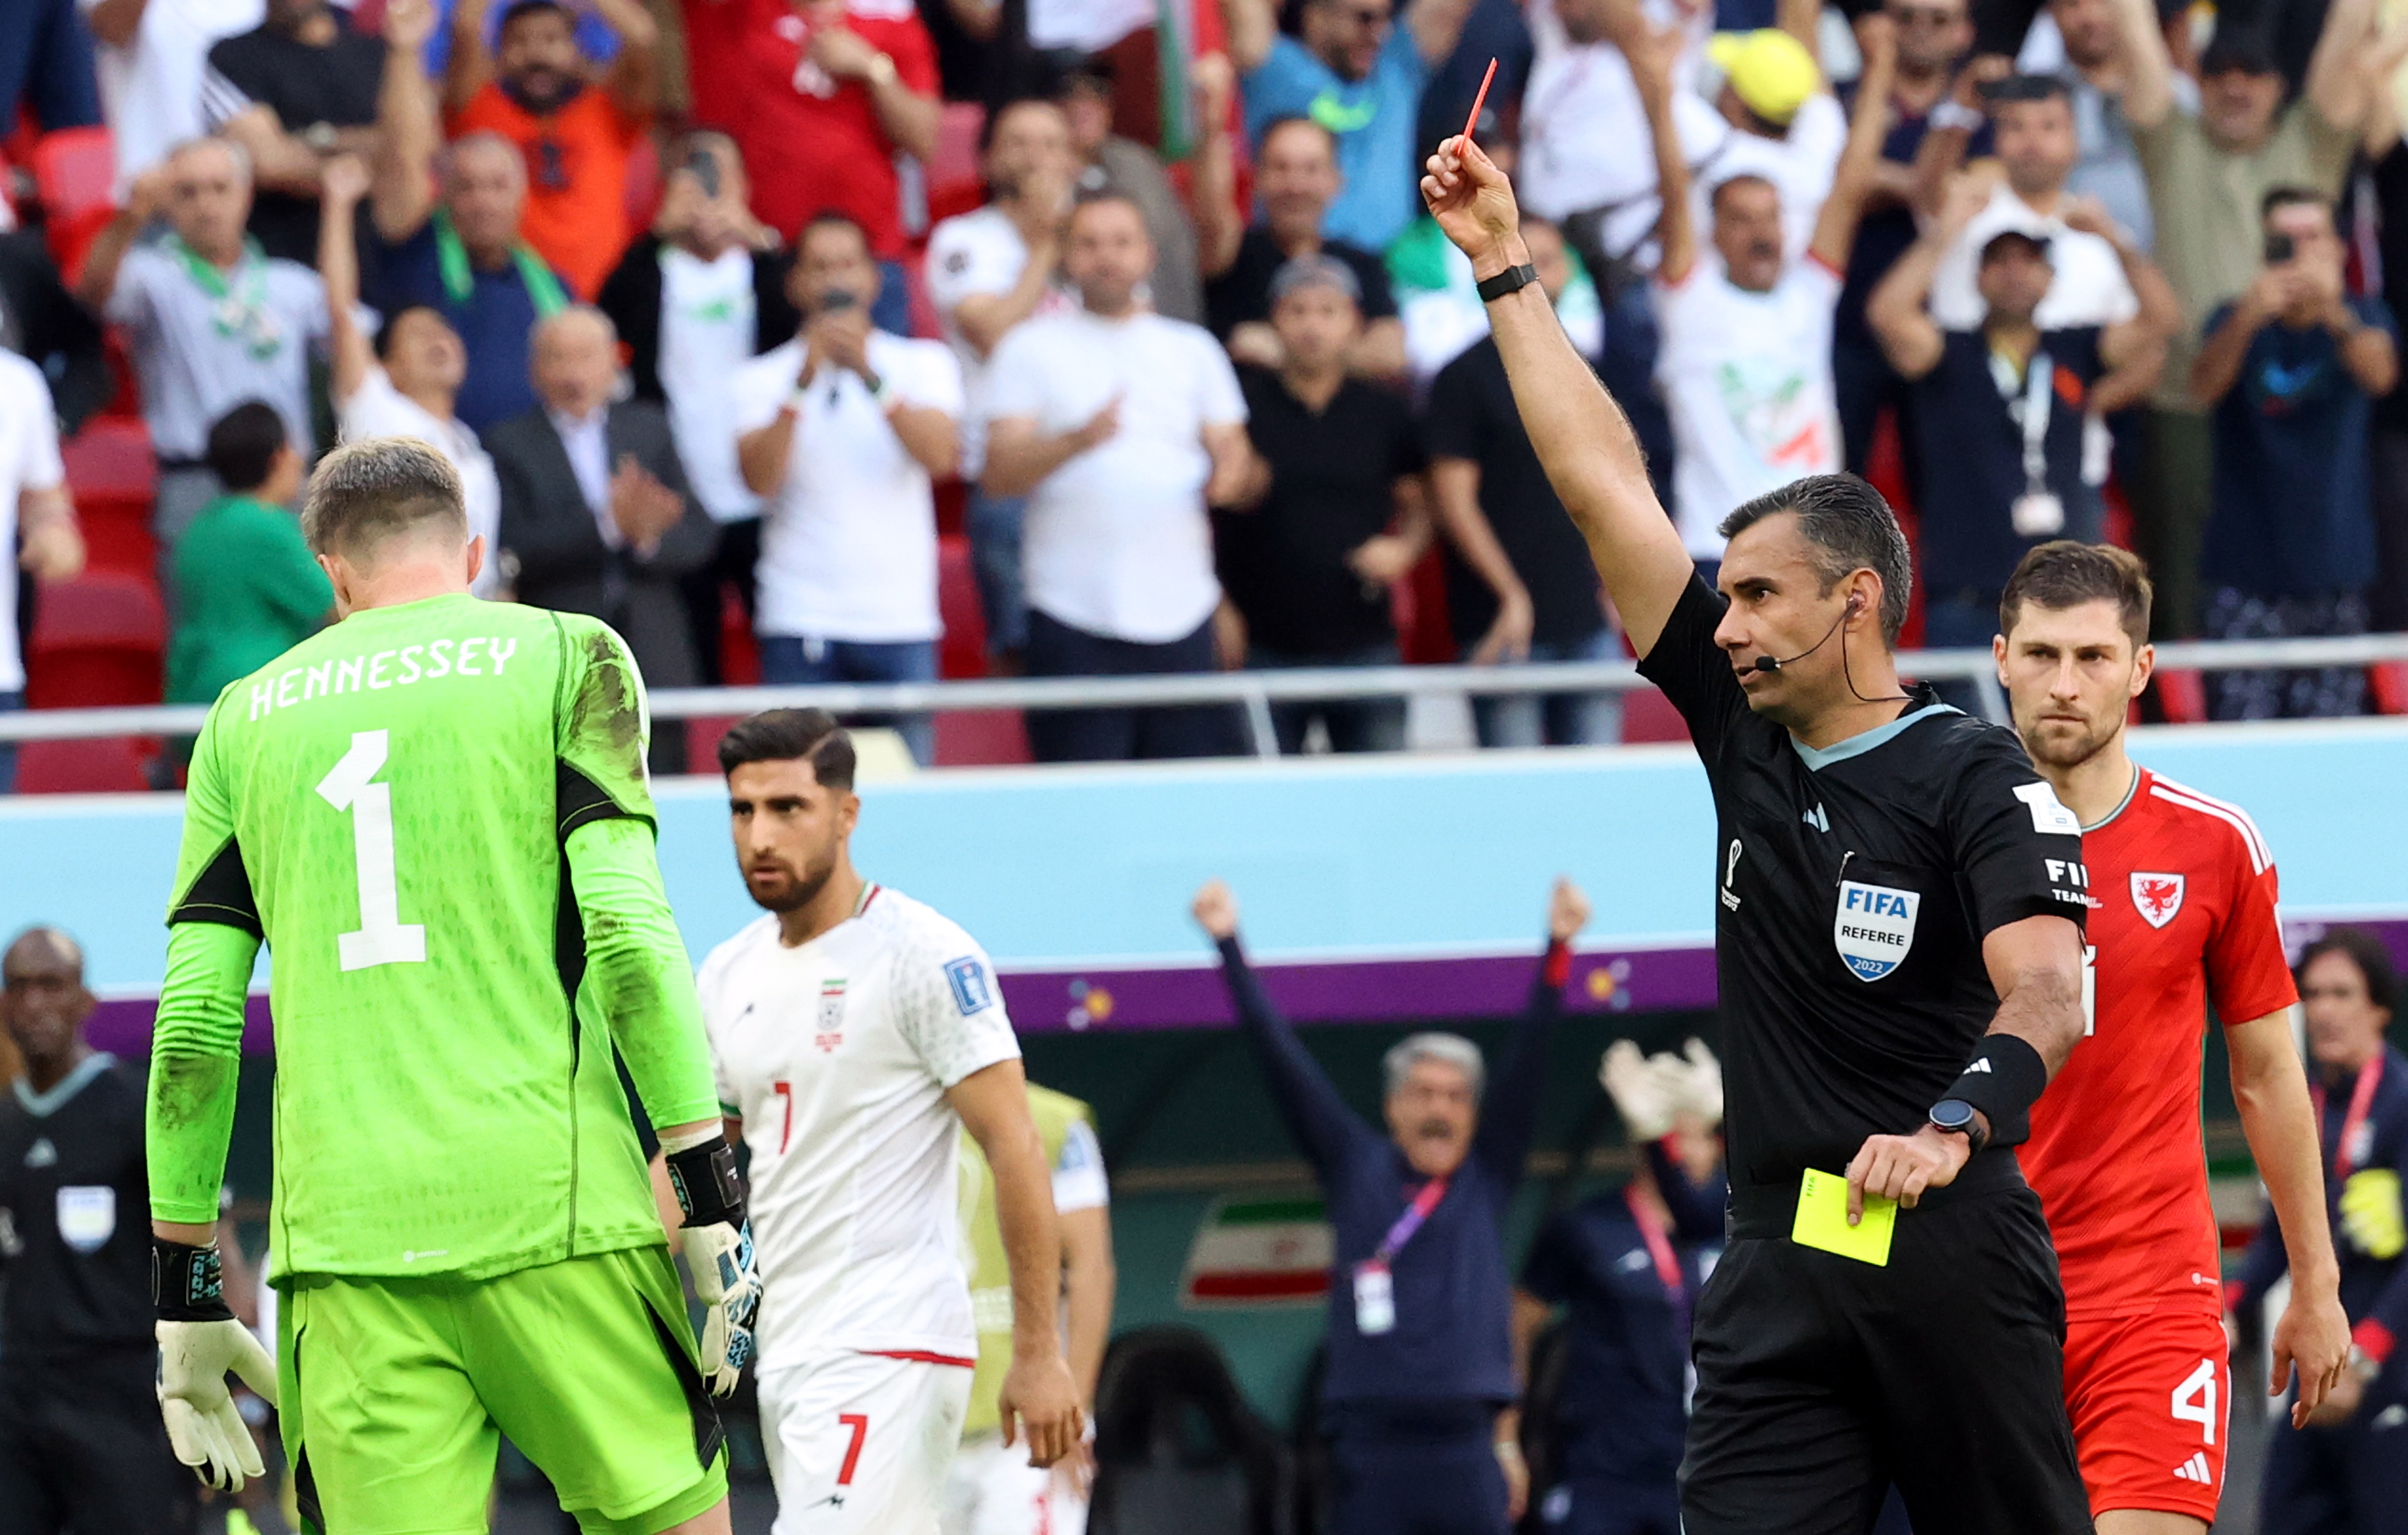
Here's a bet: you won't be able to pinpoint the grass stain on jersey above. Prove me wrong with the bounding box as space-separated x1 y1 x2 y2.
149 1052 237 1132
573 629 648 784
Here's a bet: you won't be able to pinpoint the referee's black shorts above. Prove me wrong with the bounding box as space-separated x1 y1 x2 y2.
1679 1155 2092 1535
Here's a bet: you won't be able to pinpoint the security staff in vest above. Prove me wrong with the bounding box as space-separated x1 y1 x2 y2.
0 927 200 1534
1421 138 2095 1535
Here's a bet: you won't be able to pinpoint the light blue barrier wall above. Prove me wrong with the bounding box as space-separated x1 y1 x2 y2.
7 718 2408 1004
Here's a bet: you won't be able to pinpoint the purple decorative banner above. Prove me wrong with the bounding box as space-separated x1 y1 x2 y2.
84 915 2408 1054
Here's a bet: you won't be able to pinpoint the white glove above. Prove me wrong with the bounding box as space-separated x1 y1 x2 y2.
1601 1040 1678 1141
157 1317 277 1491
1663 1038 1725 1129
681 1219 761 1397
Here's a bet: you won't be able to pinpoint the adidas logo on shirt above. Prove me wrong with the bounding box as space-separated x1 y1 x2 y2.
1965 1059 1992 1074
2172 1453 2213 1484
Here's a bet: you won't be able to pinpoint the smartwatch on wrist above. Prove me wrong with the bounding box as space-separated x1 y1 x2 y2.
1476 263 1540 303
1927 1098 1989 1157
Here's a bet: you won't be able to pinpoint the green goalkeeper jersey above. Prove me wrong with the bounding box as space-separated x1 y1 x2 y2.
155 593 721 1282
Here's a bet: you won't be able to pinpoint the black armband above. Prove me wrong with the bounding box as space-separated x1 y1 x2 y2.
1940 1033 2050 1146
153 1238 234 1323
665 1140 747 1229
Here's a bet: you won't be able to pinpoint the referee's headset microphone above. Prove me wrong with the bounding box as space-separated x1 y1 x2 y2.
1738 594 1911 706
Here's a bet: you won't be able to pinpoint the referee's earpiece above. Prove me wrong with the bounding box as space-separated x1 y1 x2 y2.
1844 594 1865 619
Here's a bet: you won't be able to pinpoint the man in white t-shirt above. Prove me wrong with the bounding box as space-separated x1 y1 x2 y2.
1920 75 2141 332
692 709 1083 1534
1637 10 1895 562
925 99 1081 664
0 352 84 791
982 193 1256 762
1518 0 1722 259
317 155 502 598
732 213 965 766
1698 21 1851 263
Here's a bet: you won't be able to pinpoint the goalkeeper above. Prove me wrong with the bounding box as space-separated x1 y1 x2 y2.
2229 928 2408 1535
144 438 759 1535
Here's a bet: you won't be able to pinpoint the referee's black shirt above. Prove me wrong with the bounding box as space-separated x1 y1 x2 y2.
1637 576 2089 1190
0 1054 156 1367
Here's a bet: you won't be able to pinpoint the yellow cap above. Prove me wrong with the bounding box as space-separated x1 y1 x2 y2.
1707 29 1821 128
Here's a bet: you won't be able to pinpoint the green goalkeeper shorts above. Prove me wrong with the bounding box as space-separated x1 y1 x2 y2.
277 1245 728 1535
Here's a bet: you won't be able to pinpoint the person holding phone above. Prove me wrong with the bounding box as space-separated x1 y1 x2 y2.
731 213 963 765
2188 185 2398 720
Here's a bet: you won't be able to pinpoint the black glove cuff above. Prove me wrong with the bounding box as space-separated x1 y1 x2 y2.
153 1238 234 1323
1941 1033 2050 1146
666 1140 747 1229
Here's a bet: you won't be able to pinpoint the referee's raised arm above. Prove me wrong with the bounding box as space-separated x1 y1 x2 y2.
1417 139 1694 657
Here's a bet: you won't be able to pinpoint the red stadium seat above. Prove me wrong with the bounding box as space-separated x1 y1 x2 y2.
62 416 158 577
31 126 118 281
26 571 166 708
14 735 157 794
937 533 985 680
2370 660 2408 716
929 103 984 225
1622 685 1691 744
933 709 1030 766
2153 669 2208 724
904 249 942 342
623 135 662 234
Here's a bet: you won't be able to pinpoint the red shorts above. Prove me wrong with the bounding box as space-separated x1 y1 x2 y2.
2061 1309 2231 1523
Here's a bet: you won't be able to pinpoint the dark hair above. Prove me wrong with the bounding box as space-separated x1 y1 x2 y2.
799 209 873 258
1999 540 2152 648
2261 184 2328 223
1068 187 1146 226
1985 73 2072 106
497 0 571 31
2301 928 2399 1014
717 708 858 791
1707 172 1779 214
204 400 288 492
1258 114 1338 158
1716 473 1913 643
979 95 1065 154
372 303 449 362
301 436 469 560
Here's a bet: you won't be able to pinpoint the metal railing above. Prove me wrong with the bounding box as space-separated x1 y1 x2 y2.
8 633 2408 760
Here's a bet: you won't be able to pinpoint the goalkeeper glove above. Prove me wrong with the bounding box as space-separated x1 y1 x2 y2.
1664 1038 1725 1129
2342 1168 2406 1260
153 1238 277 1492
665 1137 762 1397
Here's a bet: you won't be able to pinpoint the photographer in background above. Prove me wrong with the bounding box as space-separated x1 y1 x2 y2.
733 213 963 764
2190 186 2397 720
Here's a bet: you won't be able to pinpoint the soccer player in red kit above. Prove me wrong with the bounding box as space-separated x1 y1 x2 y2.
1998 542 2353 1534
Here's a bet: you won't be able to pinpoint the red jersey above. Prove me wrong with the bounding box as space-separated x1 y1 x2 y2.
2023 768 2298 1321
681 0 940 256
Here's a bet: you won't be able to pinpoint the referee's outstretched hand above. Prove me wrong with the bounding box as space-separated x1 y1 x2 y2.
1844 1122 1976 1223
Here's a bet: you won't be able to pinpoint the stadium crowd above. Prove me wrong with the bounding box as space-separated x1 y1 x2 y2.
2 0 2408 784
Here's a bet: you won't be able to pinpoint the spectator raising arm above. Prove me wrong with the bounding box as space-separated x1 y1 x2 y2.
2303 0 2385 133
2360 18 2408 156
2107 0 2175 128
1190 54 1246 288
2055 195 2180 411
373 0 443 242
590 0 662 118
1419 139 1695 656
1909 55 2012 215
1626 9 1698 288
85 0 147 48
1868 175 1990 380
318 156 375 403
74 166 171 313
1806 14 1901 277
1407 0 1480 67
445 0 499 118
1226 0 1276 73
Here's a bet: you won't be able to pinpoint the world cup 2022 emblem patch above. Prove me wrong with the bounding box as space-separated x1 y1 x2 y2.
815 979 847 1052
1834 880 1920 983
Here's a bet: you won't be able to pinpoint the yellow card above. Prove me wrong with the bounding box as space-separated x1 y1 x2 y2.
1792 1168 1896 1266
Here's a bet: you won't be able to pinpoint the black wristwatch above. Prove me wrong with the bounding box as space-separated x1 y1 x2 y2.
1928 1098 1989 1157
1476 263 1540 303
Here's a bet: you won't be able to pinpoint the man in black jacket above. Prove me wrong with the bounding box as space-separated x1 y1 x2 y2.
490 305 717 768
595 132 801 678
1191 876 1588 1535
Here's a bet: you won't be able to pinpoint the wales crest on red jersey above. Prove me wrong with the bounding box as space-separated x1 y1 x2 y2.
2131 872 2186 929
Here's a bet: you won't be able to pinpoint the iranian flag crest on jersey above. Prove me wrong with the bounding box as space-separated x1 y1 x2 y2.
2130 872 2186 929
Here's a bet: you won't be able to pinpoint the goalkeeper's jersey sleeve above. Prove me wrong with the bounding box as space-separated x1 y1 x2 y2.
163 595 716 1281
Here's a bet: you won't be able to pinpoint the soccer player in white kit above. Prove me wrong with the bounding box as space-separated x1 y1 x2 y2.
688 710 1084 1532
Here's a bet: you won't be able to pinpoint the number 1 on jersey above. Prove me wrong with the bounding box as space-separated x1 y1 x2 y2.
317 729 427 971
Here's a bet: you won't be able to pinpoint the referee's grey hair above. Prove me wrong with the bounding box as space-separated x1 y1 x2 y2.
1383 1033 1486 1101
301 436 469 562
533 303 619 351
1718 472 1913 644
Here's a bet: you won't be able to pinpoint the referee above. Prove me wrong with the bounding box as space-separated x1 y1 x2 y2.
1419 143 2095 1534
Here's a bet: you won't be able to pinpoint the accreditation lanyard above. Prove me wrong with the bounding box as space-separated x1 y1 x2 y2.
1352 1175 1450 1337
2313 1055 2386 1181
170 235 281 360
1988 344 2056 498
1627 1181 1690 1339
